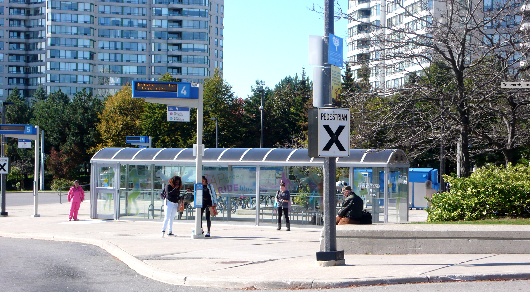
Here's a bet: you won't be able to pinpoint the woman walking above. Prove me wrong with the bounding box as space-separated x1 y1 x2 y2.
161 176 182 237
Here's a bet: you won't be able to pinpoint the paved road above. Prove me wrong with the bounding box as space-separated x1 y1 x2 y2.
0 237 212 292
6 191 71 207
1 236 529 292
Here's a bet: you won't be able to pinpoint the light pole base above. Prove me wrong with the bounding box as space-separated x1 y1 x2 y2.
31 214 40 218
316 250 345 266
1 211 7 216
191 233 205 239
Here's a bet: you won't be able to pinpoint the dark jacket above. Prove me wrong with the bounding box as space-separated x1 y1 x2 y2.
337 193 363 220
165 184 181 203
276 190 290 208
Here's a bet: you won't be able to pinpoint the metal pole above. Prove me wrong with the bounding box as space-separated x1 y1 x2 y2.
215 118 219 148
316 0 343 265
440 100 445 192
1 102 7 216
32 126 40 217
260 90 264 148
40 130 44 191
193 84 204 239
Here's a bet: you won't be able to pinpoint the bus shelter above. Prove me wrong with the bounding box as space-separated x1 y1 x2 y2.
90 148 409 224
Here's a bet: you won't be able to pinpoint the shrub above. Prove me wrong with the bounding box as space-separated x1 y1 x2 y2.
293 185 310 208
51 178 73 192
427 164 530 222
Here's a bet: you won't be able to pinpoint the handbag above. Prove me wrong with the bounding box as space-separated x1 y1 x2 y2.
209 206 218 217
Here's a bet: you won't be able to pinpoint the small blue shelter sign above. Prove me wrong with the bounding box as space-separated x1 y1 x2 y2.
328 34 343 68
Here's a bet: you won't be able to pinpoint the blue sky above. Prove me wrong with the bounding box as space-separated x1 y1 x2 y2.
223 0 348 99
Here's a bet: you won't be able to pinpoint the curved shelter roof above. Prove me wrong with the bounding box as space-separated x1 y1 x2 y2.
91 148 409 168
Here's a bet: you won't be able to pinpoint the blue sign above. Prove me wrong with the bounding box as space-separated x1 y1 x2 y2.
126 136 149 144
0 124 37 135
328 34 343 67
194 183 203 208
167 106 190 122
132 81 198 99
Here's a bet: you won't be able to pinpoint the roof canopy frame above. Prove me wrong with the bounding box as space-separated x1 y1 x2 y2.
91 148 409 169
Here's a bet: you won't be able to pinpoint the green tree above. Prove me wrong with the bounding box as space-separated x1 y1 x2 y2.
266 70 312 148
5 87 34 164
6 87 32 125
31 90 70 152
241 81 268 148
64 89 103 171
202 68 244 148
93 86 145 151
32 84 47 101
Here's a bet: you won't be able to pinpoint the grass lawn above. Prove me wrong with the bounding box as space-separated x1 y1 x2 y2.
417 217 530 225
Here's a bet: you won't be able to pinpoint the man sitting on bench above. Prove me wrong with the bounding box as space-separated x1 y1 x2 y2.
336 186 363 225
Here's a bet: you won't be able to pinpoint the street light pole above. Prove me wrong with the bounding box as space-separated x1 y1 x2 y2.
1 101 14 216
440 99 445 192
210 117 218 148
258 87 264 148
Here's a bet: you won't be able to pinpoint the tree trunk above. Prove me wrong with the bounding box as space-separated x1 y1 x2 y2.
502 149 515 166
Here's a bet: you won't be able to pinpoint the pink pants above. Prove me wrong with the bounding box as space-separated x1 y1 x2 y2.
69 201 81 220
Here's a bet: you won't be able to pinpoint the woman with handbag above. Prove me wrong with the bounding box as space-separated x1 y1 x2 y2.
161 176 182 237
201 176 217 237
275 181 291 231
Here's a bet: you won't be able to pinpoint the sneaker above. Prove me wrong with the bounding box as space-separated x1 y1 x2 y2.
168 232 174 236
161 231 165 238
205 233 210 237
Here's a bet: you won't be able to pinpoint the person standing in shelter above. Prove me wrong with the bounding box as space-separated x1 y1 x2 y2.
161 176 182 237
68 180 84 221
336 186 363 225
201 176 217 237
276 181 291 231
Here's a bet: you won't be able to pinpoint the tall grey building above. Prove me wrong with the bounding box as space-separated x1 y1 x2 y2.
0 0 224 99
347 0 524 91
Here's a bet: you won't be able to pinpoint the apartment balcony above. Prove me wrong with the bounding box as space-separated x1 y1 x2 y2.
352 0 371 10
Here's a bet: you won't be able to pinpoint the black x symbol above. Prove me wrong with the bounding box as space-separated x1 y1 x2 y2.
0 163 6 172
323 125 346 151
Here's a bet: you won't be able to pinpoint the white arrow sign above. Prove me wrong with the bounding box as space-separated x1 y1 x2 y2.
501 82 530 88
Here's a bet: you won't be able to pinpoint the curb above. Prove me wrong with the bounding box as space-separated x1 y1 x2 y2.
1 232 530 289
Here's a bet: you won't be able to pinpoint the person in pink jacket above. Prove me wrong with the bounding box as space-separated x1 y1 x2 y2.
68 180 84 221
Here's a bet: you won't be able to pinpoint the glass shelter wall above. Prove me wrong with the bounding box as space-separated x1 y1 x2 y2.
90 148 409 223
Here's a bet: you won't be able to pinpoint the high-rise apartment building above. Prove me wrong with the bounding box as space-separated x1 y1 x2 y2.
0 0 224 99
347 0 524 91
347 0 434 90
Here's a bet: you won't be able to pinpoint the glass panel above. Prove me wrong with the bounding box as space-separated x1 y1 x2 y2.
98 166 115 188
97 191 114 218
389 167 408 223
353 167 382 223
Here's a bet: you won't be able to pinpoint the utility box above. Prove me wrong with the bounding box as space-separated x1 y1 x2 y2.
408 168 439 209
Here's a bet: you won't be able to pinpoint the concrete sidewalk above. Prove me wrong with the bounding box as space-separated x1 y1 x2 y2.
1 196 530 289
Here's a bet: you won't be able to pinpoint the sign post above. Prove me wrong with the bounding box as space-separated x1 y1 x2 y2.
0 124 40 217
132 81 204 239
307 0 346 266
